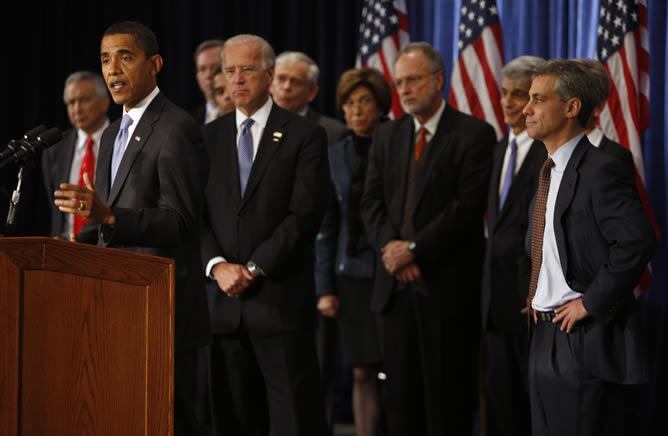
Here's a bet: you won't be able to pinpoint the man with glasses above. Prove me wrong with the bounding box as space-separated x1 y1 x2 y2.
361 42 496 436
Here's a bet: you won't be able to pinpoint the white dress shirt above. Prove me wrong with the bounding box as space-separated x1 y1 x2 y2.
205 97 274 277
412 98 446 143
63 120 109 236
531 133 585 311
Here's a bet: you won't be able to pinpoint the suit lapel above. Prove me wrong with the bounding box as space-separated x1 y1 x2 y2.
97 119 119 202
487 138 507 229
57 130 78 184
107 93 166 205
495 140 544 227
391 117 414 223
413 106 455 210
554 137 589 275
239 104 287 209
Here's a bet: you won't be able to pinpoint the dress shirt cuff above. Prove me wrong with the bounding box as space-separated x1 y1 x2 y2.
206 256 227 278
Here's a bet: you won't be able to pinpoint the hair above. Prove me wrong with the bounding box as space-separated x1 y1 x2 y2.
63 71 108 102
275 51 320 84
533 59 598 128
336 67 392 115
222 34 275 70
574 58 610 105
502 55 545 83
103 21 159 57
395 42 445 73
193 39 225 62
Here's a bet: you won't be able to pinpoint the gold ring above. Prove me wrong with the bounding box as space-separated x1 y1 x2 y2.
77 200 86 211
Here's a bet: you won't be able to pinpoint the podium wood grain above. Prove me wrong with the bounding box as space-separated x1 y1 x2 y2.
0 238 174 436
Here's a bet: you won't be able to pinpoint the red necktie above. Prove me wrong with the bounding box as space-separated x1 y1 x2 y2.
73 136 95 236
414 127 427 160
526 157 555 310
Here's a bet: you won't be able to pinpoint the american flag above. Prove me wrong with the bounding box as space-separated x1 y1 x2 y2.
448 0 505 139
356 0 410 118
597 0 659 290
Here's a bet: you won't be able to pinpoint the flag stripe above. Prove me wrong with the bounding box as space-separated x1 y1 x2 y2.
448 0 505 139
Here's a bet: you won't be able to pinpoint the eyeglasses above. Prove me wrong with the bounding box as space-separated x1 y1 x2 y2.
393 70 441 89
342 95 375 111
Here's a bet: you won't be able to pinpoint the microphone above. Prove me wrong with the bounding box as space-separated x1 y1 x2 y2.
0 125 48 163
0 127 62 169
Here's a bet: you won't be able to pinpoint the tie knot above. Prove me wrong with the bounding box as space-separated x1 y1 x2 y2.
542 157 555 171
241 118 255 132
84 136 94 150
418 126 427 138
510 138 518 151
120 114 133 130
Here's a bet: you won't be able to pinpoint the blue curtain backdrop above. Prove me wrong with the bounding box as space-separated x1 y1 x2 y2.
408 0 668 431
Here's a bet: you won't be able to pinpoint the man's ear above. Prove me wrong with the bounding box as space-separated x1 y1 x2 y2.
151 54 164 77
564 97 581 121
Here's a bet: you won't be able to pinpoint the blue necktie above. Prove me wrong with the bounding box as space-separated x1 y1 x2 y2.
111 114 134 186
238 118 255 195
499 138 517 210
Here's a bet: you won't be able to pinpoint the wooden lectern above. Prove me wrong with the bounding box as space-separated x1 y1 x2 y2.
0 237 174 435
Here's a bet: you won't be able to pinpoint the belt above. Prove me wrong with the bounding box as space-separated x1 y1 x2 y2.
536 310 557 322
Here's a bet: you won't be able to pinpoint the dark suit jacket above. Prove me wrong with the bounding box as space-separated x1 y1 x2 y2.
481 137 546 333
527 136 655 384
41 128 98 243
95 91 211 350
201 102 329 336
191 103 206 125
305 107 346 147
362 104 496 318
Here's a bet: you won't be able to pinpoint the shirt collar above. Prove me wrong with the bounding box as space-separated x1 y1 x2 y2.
586 126 604 148
76 118 110 150
550 132 584 171
124 86 160 126
412 98 446 136
508 129 533 150
236 96 273 130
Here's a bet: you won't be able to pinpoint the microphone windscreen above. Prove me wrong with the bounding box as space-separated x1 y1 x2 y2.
24 125 48 140
36 128 63 148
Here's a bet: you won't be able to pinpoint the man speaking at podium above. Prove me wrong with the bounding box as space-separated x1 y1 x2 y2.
53 21 210 436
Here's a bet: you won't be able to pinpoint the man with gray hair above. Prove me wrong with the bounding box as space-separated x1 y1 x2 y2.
362 41 496 435
271 51 346 146
192 39 225 124
42 70 110 241
522 59 654 435
481 55 545 436
201 34 330 436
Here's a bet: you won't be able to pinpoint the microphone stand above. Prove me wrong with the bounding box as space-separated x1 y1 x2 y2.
2 164 26 236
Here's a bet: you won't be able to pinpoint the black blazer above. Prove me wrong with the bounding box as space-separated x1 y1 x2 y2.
362 104 496 317
95 91 211 351
201 102 329 336
191 103 206 125
481 137 546 333
527 136 655 384
41 128 98 243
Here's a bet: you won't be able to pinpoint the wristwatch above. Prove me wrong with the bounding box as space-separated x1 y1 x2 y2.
245 261 264 278
407 241 416 253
